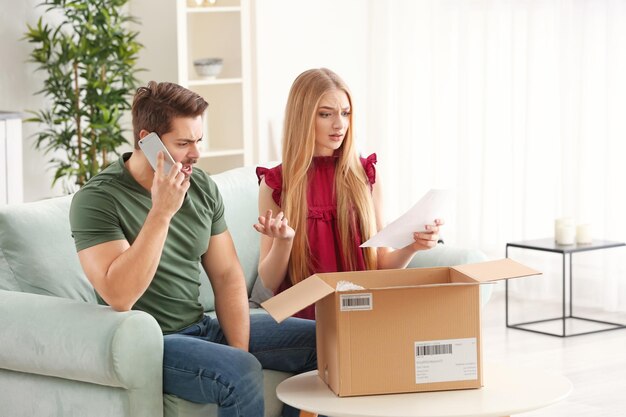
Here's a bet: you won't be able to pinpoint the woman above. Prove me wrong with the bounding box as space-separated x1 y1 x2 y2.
254 68 442 319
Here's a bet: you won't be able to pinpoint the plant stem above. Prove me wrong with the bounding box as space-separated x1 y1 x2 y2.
100 63 107 167
73 60 84 186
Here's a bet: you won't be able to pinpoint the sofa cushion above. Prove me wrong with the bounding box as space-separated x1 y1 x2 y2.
0 195 96 302
0 165 263 311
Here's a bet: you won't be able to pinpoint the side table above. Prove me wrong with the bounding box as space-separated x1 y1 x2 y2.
277 364 572 417
506 238 626 337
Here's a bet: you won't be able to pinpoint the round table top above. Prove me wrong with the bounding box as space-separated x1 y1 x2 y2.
276 363 572 417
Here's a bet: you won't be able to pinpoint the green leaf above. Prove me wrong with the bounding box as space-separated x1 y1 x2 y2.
24 0 141 188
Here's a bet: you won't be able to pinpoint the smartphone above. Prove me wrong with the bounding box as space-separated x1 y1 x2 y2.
138 132 176 174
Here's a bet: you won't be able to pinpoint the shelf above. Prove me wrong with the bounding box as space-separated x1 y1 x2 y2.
187 77 242 86
197 153 243 175
186 12 242 80
200 149 244 158
0 115 24 204
186 6 241 13
176 0 252 173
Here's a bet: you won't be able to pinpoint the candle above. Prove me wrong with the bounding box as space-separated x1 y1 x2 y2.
576 224 592 244
555 217 575 245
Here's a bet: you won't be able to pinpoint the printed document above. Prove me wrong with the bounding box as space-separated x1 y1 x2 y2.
360 189 451 249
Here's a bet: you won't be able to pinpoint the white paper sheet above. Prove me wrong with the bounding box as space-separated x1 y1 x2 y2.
360 189 452 249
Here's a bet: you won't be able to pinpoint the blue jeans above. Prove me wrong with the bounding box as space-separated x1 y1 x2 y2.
163 314 317 417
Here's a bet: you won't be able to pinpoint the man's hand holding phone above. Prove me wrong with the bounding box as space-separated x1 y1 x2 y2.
137 132 189 219
150 150 190 220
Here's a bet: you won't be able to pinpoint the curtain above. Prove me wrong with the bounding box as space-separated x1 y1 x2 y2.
364 0 626 312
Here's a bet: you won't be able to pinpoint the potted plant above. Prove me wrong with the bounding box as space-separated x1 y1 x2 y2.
24 0 142 189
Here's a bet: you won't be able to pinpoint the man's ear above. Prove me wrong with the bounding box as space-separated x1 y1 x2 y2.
138 129 151 139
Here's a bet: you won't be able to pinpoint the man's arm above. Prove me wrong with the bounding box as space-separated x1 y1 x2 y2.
202 230 250 351
76 209 172 311
76 154 189 311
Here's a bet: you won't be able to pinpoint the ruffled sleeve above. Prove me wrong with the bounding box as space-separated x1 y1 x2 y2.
256 165 283 206
360 153 377 186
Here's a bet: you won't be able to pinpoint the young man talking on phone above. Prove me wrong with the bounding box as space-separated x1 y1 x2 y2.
69 81 316 417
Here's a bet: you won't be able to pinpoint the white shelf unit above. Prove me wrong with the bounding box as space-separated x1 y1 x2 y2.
176 0 253 174
0 112 24 205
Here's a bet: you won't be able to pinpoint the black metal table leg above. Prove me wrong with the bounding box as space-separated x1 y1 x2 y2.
504 238 626 337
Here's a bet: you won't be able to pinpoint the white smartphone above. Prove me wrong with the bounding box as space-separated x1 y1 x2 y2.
138 132 176 174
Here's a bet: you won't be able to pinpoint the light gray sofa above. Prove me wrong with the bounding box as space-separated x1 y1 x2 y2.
0 165 487 417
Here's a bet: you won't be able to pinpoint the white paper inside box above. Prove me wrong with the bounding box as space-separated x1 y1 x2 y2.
262 259 540 396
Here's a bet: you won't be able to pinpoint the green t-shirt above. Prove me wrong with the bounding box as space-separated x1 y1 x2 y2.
69 153 227 333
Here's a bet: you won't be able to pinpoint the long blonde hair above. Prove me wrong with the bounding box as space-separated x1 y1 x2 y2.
281 68 377 285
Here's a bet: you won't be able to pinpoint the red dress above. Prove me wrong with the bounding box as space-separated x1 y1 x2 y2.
256 153 377 319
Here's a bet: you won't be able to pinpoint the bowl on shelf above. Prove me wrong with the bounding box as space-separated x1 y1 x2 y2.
193 57 223 79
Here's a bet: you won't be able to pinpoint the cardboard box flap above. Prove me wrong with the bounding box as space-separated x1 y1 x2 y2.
451 258 541 283
370 281 487 291
261 275 335 323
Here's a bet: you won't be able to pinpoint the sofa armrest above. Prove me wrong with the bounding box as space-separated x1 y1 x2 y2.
407 244 488 269
0 289 163 390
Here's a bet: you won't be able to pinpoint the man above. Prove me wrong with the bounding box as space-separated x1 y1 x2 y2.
70 81 316 417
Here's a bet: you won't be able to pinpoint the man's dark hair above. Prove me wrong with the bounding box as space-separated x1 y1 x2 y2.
131 81 209 149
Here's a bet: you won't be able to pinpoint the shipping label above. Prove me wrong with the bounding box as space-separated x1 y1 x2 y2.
414 337 478 384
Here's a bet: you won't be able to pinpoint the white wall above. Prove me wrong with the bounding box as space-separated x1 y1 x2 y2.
252 0 370 163
0 0 159 201
129 0 178 85
0 0 64 201
128 0 371 167
2 0 370 201
132 0 372 165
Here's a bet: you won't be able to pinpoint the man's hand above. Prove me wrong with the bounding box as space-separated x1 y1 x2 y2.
150 151 190 219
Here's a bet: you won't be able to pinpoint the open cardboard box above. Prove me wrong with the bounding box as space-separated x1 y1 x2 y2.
262 258 540 397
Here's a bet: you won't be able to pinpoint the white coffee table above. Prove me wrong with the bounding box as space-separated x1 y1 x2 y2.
277 363 572 417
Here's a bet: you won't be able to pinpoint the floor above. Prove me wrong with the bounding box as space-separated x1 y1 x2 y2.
482 285 626 417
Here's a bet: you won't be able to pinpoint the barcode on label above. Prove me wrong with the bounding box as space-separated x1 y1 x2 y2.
340 293 372 311
415 343 453 357
414 338 477 384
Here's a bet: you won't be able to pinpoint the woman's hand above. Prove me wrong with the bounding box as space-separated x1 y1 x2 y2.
253 210 295 241
409 218 444 251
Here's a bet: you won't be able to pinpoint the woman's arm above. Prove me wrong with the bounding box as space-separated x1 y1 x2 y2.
253 179 295 293
372 172 442 270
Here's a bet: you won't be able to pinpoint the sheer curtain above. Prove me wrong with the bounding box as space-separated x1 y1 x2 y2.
364 0 626 311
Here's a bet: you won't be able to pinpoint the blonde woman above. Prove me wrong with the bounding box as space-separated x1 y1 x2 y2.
254 68 443 319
